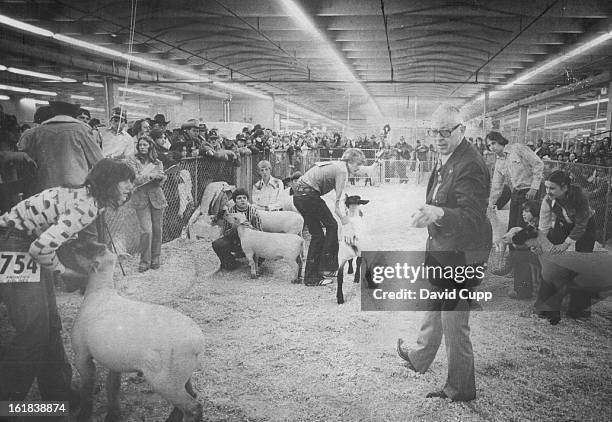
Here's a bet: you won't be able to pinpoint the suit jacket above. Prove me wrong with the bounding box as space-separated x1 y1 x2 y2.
426 139 492 265
127 156 168 210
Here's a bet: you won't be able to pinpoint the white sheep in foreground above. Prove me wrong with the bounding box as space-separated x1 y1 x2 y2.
336 196 368 304
70 240 205 422
258 210 304 235
224 212 303 283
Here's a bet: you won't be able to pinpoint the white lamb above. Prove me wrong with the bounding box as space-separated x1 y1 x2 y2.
258 210 304 235
69 240 205 422
336 195 369 304
223 212 303 283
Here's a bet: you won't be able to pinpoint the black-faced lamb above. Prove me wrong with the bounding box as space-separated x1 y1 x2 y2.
337 195 369 304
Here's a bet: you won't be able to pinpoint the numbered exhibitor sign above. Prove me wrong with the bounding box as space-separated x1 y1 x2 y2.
0 252 40 283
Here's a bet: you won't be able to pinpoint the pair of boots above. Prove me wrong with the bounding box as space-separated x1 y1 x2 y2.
138 233 161 273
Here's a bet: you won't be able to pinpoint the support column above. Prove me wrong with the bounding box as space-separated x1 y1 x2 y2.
606 81 612 133
483 90 489 137
517 106 528 144
103 77 115 119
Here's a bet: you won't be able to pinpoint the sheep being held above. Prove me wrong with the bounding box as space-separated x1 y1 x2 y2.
69 240 205 422
337 195 369 304
223 212 303 283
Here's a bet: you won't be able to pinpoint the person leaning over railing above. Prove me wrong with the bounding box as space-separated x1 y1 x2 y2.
0 158 134 405
534 170 596 324
126 136 168 273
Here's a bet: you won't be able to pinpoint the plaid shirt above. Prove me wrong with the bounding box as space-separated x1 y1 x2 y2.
222 204 262 235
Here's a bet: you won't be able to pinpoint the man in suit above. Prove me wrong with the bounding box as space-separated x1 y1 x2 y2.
397 104 492 401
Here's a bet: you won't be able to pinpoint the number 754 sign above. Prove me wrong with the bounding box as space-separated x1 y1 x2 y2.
0 252 40 283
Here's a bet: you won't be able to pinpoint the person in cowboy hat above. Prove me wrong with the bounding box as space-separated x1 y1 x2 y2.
99 107 134 159
152 114 170 130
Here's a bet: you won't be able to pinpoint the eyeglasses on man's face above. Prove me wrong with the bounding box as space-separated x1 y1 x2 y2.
426 123 462 138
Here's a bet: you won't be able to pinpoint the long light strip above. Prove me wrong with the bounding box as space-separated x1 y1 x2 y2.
466 28 612 108
20 98 49 106
118 101 150 109
6 66 75 83
278 0 382 118
70 94 95 101
0 95 9 100
506 97 609 123
547 117 606 129
83 106 106 112
0 12 353 124
83 82 104 88
118 86 182 101
578 97 608 107
0 83 56 96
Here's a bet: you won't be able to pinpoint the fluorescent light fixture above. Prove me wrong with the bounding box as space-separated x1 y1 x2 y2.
85 107 106 112
0 83 56 96
71 95 95 101
279 0 381 118
20 98 49 106
7 67 74 82
118 87 182 101
0 84 29 93
0 14 292 102
547 117 606 129
118 101 150 109
212 82 271 100
0 95 9 100
0 14 53 37
29 89 57 96
529 105 575 119
578 97 608 107
83 82 104 88
0 65 6 71
468 28 612 106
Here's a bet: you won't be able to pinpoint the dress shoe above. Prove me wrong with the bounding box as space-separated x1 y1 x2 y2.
150 257 160 269
396 338 417 372
304 278 333 286
138 262 149 273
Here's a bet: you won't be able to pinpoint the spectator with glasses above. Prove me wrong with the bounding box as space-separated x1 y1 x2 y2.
397 104 491 402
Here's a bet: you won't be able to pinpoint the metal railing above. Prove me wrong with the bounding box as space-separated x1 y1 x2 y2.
2 150 611 255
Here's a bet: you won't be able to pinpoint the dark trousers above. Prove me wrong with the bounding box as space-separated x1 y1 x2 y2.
508 188 535 298
293 195 338 283
0 228 73 403
535 218 596 315
211 229 244 268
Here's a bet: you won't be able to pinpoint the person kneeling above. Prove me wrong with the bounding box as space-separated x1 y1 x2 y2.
212 188 262 270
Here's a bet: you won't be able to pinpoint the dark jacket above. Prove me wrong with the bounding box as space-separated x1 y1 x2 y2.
426 138 492 264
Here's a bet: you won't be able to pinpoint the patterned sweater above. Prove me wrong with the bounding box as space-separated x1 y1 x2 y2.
0 186 99 274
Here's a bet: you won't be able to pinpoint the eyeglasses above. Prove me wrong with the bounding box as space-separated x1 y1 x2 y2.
426 123 462 138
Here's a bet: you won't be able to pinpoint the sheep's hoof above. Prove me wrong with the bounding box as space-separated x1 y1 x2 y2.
291 277 302 284
250 273 258 279
337 297 345 304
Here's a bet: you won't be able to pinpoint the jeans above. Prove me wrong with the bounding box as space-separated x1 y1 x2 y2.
134 206 163 265
293 194 338 283
0 228 73 403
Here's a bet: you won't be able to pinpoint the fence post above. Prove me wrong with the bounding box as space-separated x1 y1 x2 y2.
603 170 612 247
193 158 198 204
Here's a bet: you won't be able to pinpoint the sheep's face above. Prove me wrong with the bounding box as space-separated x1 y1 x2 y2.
65 239 115 274
501 227 523 244
224 212 247 227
